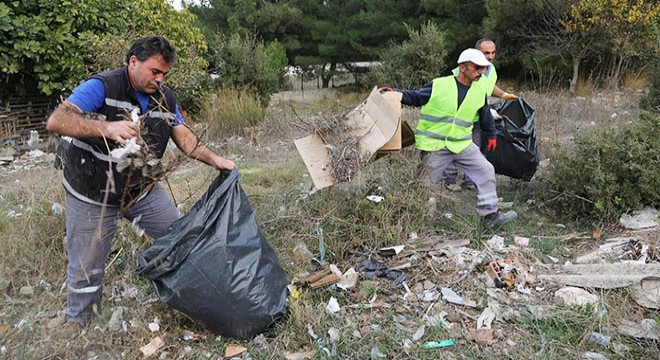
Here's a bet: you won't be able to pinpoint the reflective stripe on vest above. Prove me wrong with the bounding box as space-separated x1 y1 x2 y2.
415 76 487 153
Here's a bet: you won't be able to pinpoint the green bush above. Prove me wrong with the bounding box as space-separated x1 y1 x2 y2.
367 21 449 89
543 112 660 222
639 56 660 112
208 32 287 106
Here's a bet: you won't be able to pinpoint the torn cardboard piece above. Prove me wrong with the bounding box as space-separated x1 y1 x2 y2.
294 87 406 190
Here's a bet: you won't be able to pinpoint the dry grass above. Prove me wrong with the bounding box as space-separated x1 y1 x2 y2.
0 88 658 359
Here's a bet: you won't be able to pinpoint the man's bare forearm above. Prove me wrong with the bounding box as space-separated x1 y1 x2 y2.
46 101 138 144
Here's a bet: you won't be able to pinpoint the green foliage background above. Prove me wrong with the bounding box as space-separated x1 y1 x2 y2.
544 112 660 222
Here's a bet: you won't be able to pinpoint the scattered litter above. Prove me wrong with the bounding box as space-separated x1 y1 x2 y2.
486 258 524 288
316 227 326 263
336 267 359 290
325 296 340 316
287 284 300 300
225 344 247 358
441 287 477 307
285 349 317 360
587 332 610 347
26 149 46 158
554 287 599 307
466 328 497 346
486 235 506 252
328 327 340 356
107 307 124 331
139 336 164 357
293 242 315 260
421 338 455 349
366 195 384 203
619 206 658 230
423 311 452 330
131 215 145 237
378 245 405 256
547 255 559 263
514 236 529 247
574 237 657 264
356 259 407 286
617 318 660 340
148 319 160 332
477 306 496 329
410 325 425 342
301 266 340 289
370 345 387 359
19 286 33 296
51 203 63 215
581 352 609 360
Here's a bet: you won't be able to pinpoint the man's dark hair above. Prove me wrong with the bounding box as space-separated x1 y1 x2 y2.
126 36 176 64
475 38 495 49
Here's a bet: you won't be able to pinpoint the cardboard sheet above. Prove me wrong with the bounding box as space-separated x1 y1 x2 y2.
294 87 406 190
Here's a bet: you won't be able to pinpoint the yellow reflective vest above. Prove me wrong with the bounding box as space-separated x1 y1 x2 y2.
415 75 488 153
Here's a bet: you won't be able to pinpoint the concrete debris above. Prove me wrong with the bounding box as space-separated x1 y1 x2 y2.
539 263 660 309
617 318 660 340
574 237 657 264
554 287 599 307
587 332 611 347
619 206 658 230
18 286 33 296
581 352 609 360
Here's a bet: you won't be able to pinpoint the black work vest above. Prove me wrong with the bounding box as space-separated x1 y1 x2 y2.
63 66 177 207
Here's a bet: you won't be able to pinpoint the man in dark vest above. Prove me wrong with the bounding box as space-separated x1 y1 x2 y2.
46 36 236 327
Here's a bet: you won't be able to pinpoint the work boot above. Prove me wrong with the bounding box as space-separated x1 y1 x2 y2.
483 210 517 229
444 183 462 192
461 181 476 191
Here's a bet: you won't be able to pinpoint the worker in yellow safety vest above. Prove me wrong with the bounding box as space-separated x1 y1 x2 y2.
379 48 517 229
444 38 519 191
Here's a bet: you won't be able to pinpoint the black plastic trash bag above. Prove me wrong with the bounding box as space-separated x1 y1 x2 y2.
135 169 288 339
481 98 539 181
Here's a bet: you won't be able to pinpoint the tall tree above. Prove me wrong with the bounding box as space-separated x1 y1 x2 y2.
563 0 660 89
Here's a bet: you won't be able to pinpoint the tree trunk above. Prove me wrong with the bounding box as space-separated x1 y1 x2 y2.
570 56 581 95
321 62 336 89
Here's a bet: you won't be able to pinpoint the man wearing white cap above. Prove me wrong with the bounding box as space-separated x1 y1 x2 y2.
379 48 517 229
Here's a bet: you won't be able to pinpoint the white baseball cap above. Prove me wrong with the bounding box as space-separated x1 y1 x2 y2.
457 48 491 67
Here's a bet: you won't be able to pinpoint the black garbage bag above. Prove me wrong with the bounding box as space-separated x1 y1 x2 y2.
481 98 539 181
135 169 288 339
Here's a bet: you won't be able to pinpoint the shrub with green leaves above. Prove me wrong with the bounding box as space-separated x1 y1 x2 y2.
543 112 660 222
367 21 449 89
208 32 288 107
639 56 660 113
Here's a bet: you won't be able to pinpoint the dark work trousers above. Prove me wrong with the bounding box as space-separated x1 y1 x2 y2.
442 126 482 186
64 183 179 323
418 143 498 217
